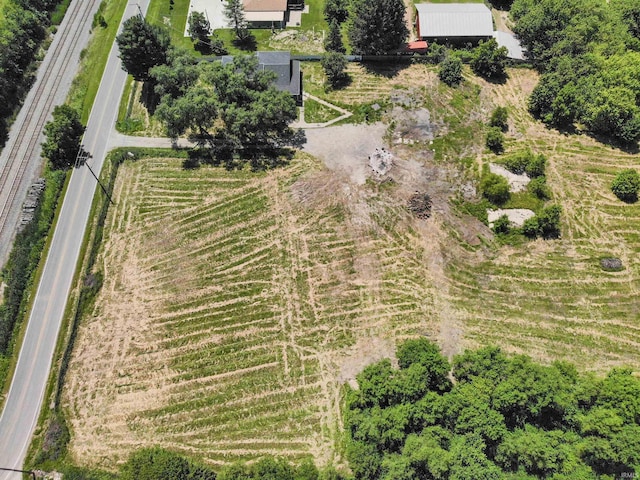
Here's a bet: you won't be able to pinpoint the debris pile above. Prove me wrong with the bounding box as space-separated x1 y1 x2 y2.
408 192 432 219
369 148 394 176
19 178 45 231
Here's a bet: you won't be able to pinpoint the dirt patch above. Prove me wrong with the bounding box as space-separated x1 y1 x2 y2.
303 123 388 185
390 107 441 144
337 337 397 388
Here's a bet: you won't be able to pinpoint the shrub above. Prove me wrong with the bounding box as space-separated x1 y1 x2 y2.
501 150 546 177
522 217 540 238
493 214 511 234
538 205 562 239
502 150 531 174
439 56 463 87
527 176 551 199
490 106 508 132
486 127 505 153
481 173 510 205
414 41 446 65
611 169 640 202
525 154 546 178
471 38 508 79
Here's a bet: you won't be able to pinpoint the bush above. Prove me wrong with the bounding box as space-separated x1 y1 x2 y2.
490 106 509 132
414 41 446 64
501 150 546 177
537 205 562 238
439 56 463 87
611 169 640 202
486 127 505 153
471 38 508 79
527 176 551 199
522 216 540 238
493 214 511 234
481 173 510 205
525 154 546 178
502 150 531 174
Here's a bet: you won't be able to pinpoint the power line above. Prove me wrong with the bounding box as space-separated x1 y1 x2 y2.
0 467 36 480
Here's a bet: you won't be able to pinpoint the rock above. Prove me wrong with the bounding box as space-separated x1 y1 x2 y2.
600 257 623 271
487 208 535 227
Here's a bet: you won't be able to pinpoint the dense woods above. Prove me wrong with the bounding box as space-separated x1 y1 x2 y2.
345 338 640 479
0 0 60 145
511 0 640 144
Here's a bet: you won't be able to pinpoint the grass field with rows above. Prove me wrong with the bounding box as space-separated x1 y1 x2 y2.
63 152 444 469
446 70 640 371
63 66 640 472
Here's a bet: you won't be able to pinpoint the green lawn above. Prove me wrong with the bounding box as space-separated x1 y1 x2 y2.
67 0 130 122
299 0 328 32
303 98 343 123
146 0 193 51
213 28 275 54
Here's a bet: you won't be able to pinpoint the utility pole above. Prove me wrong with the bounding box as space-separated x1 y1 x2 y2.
74 145 115 205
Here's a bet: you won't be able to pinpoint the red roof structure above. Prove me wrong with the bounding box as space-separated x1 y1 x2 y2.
406 40 429 53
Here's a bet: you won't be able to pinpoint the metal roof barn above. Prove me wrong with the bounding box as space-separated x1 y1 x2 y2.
415 3 493 39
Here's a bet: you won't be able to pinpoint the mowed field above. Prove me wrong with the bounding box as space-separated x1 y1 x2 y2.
62 151 445 468
63 66 640 470
449 71 640 370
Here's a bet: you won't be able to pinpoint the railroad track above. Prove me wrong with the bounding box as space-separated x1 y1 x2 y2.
0 0 101 267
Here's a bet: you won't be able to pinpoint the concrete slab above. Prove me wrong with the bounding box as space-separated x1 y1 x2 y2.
186 0 230 35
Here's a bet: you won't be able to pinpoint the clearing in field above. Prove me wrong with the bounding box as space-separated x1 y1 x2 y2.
64 66 640 471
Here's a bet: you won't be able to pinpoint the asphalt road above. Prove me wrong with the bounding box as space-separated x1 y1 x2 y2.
0 1 150 477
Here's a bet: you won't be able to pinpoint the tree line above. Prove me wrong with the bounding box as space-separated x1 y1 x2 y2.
58 448 348 480
0 0 61 145
345 338 640 479
53 339 640 480
511 0 640 144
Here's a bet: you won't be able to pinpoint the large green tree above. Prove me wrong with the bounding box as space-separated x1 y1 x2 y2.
321 51 348 88
150 48 201 100
224 0 250 42
116 15 170 81
324 0 349 24
325 19 345 53
41 105 84 170
188 11 211 52
347 0 408 55
345 341 640 480
155 56 301 165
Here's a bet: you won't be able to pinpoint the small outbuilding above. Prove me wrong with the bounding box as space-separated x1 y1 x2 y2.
415 3 493 43
492 30 526 61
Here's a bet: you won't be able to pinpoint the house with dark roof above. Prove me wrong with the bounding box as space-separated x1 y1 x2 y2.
415 3 493 43
221 52 303 105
